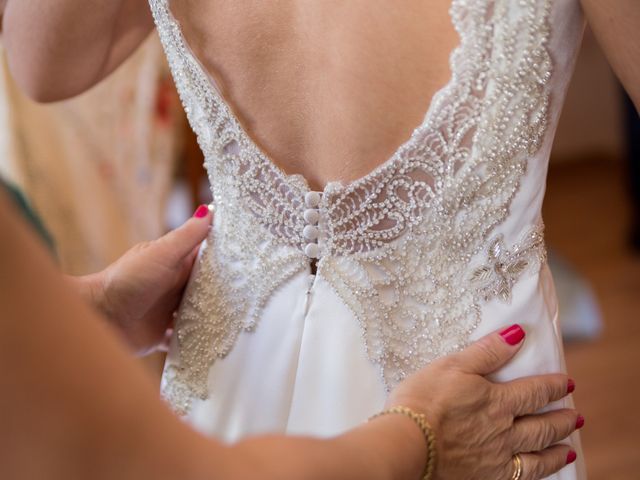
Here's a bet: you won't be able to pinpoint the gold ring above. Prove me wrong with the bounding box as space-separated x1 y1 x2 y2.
511 454 523 480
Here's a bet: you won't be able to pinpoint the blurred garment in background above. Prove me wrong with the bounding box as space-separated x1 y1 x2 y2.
0 35 183 274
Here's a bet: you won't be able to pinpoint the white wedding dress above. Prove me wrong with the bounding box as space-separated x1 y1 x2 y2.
150 0 587 478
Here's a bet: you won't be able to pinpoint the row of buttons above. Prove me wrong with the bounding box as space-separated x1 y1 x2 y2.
303 191 321 258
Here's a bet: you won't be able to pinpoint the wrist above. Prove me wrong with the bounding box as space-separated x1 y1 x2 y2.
370 412 428 480
371 406 436 480
68 271 113 321
385 392 442 445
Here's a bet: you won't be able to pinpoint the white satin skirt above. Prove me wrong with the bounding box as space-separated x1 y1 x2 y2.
162 263 586 480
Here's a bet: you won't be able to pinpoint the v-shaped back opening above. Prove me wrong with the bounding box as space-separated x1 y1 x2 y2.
163 0 461 193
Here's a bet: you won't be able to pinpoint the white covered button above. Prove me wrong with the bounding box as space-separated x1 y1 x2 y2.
304 191 321 208
303 225 319 240
303 208 320 224
304 243 320 258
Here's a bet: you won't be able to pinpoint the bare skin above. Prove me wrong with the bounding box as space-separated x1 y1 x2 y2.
166 0 459 190
3 1 638 190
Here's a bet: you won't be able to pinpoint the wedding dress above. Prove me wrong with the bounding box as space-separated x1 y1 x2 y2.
150 1 586 478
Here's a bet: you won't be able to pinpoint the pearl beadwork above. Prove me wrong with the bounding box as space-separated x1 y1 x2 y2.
150 0 553 414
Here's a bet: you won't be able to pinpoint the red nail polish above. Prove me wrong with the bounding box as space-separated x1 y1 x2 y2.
567 378 576 394
575 415 585 429
566 450 577 465
193 204 209 218
499 324 525 345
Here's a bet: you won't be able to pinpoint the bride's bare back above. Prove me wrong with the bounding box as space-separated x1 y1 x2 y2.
168 0 458 190
3 0 638 190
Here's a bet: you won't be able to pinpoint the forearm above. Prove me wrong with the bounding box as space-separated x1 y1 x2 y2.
224 416 426 480
2 0 153 101
582 0 640 111
0 193 201 479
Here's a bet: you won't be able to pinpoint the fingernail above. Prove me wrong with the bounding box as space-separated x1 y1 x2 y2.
193 204 209 218
566 450 577 465
499 324 525 345
567 378 576 394
576 415 585 429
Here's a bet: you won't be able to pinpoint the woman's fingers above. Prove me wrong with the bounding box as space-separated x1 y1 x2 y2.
452 324 526 375
510 409 582 453
157 204 212 266
500 374 572 416
517 444 577 480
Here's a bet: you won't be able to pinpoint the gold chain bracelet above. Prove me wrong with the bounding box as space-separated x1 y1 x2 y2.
370 406 437 480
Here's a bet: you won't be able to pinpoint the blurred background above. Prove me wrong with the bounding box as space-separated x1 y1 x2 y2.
0 26 638 480
543 28 640 480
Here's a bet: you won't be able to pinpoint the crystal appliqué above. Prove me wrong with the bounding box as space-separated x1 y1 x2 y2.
150 0 553 413
470 226 547 304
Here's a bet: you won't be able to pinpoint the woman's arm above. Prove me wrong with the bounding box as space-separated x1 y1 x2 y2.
0 190 427 480
1 0 153 101
582 0 640 111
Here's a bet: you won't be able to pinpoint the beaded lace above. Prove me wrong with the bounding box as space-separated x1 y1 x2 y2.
150 0 551 413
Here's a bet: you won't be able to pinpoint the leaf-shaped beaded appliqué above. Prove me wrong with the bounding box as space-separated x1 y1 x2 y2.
150 0 552 413
470 227 547 303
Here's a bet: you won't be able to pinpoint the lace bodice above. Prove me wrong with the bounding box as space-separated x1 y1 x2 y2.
151 0 554 413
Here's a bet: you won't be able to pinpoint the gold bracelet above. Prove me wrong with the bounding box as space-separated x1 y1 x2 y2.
370 406 437 480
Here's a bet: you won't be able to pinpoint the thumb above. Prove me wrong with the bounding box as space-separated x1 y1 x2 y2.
157 204 212 265
452 324 526 375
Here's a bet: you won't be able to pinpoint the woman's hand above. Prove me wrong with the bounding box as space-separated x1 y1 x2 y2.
74 205 212 355
386 325 581 480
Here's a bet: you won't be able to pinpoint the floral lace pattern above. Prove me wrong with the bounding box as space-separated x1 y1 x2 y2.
150 0 552 413
471 227 547 303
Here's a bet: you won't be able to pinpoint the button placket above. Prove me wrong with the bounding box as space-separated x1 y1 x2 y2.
303 191 322 259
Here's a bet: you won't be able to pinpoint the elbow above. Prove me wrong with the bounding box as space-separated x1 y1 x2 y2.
3 47 95 103
7 64 88 103
14 82 67 104
1 16 91 103
22 82 73 104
